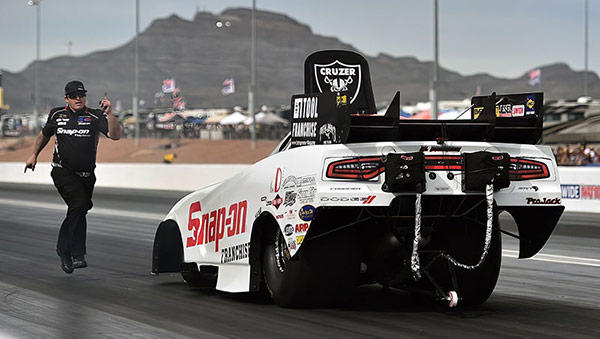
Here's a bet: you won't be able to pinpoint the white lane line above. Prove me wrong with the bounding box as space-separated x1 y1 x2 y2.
0 198 164 221
503 249 600 267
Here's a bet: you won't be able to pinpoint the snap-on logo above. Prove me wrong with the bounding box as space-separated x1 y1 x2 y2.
186 200 248 252
400 155 413 161
492 155 504 161
56 128 90 136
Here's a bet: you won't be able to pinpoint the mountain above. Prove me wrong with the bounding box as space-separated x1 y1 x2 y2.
2 8 599 114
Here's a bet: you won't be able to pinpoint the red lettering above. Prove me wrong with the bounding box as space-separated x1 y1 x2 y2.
199 213 209 245
237 200 247 234
295 223 308 232
216 207 226 251
187 200 248 252
274 168 283 193
186 202 201 247
227 203 238 237
209 210 217 242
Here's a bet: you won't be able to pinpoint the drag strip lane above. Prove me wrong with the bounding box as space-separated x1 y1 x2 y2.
0 185 598 337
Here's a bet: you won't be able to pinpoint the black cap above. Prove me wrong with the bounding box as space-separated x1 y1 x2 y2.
64 80 87 95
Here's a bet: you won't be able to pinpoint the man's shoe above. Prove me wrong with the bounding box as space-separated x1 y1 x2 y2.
73 255 88 269
56 249 74 274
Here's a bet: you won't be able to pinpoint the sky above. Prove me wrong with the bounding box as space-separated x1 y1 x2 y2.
0 0 598 78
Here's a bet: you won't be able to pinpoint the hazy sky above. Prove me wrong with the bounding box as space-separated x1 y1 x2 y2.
0 0 597 78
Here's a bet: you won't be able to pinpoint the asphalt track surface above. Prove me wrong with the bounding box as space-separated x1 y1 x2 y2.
0 183 598 338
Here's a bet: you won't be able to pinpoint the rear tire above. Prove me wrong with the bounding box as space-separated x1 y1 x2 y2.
262 224 360 307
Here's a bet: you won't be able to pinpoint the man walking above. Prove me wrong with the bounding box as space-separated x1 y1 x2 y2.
25 80 122 274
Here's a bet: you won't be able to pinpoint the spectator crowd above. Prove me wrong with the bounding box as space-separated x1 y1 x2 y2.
553 144 599 166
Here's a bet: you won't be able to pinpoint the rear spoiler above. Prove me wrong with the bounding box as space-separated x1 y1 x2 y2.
289 91 544 147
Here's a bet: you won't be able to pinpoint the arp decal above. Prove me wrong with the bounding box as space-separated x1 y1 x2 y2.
298 205 316 221
186 200 248 251
295 223 309 233
220 242 249 264
526 197 561 205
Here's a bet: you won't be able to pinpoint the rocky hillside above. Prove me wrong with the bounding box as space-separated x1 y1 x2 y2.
2 8 599 113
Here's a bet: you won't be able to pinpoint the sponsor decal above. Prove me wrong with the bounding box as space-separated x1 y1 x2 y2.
492 155 504 161
282 175 316 189
58 121 67 126
498 104 512 117
297 186 317 203
526 96 536 114
220 242 250 264
296 235 305 245
561 184 600 200
295 223 309 233
319 123 337 144
320 195 376 204
186 200 248 252
56 128 91 137
287 238 297 250
272 194 283 209
526 197 561 205
400 155 413 161
517 186 539 192
298 205 316 221
272 168 283 193
314 60 362 104
473 107 483 119
284 191 297 207
512 105 525 117
420 145 462 152
284 224 294 236
581 185 600 200
275 214 284 219
292 97 318 139
561 185 580 199
77 116 92 125
336 93 348 107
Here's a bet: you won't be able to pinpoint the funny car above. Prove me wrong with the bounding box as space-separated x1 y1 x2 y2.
152 50 564 308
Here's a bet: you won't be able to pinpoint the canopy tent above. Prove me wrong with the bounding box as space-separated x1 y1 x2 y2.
203 113 229 124
244 112 289 126
219 111 248 125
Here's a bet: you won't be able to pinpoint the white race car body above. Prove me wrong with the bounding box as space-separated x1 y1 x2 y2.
152 50 564 307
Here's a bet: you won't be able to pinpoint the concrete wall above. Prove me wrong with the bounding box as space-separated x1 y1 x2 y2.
2 162 599 213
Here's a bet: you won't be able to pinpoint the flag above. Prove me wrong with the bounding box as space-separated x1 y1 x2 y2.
162 78 176 93
528 69 541 86
222 77 235 95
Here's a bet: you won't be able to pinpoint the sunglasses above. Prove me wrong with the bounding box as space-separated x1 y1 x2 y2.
66 92 86 99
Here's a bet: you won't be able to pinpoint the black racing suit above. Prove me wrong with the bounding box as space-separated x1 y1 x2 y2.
42 105 109 258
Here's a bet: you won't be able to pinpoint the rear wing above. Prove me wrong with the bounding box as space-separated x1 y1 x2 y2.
289 50 545 148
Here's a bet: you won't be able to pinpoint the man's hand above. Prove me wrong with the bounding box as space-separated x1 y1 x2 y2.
99 92 112 115
24 154 37 173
